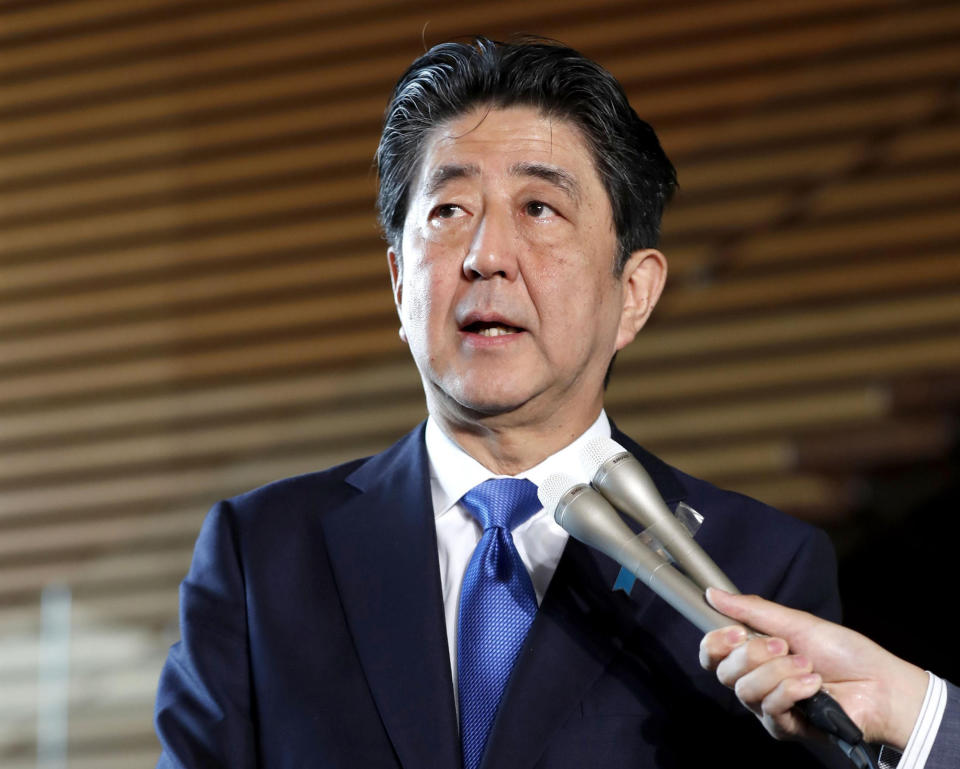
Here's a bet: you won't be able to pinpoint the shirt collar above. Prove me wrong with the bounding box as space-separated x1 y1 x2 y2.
425 411 612 518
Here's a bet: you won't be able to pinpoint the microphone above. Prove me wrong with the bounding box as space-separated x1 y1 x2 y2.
580 437 738 593
537 473 733 633
540 468 868 761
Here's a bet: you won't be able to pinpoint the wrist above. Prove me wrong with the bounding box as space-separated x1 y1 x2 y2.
880 663 929 750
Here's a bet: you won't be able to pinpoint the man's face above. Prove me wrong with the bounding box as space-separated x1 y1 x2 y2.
389 105 658 429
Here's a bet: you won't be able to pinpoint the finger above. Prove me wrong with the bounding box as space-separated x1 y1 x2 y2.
762 705 814 742
762 672 822 719
760 673 823 741
733 654 816 715
706 588 820 642
715 636 788 689
699 625 748 671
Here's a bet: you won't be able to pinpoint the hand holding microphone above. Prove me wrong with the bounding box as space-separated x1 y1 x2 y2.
700 589 930 752
539 439 872 766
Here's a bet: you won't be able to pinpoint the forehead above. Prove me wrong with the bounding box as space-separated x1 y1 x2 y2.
413 105 604 193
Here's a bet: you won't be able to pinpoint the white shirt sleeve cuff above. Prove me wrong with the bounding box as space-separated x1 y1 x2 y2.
886 671 948 769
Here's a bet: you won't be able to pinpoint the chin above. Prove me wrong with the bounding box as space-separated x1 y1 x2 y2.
439 381 537 419
454 394 528 418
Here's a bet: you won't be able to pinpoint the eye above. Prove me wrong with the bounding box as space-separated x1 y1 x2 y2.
430 203 466 220
524 200 557 219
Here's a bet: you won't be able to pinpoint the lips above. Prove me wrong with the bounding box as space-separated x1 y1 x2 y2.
458 312 526 337
462 321 523 337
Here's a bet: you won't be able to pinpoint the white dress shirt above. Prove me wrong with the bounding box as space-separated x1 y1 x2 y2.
425 411 611 709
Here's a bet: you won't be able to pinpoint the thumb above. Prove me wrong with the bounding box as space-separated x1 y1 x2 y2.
705 588 810 639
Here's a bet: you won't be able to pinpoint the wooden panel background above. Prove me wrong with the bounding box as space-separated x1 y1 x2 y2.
1 0 958 765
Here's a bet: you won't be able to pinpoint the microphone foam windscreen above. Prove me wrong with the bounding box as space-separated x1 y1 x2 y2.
580 436 628 477
537 472 579 515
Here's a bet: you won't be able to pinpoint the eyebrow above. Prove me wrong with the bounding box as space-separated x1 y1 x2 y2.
423 163 480 198
509 162 582 203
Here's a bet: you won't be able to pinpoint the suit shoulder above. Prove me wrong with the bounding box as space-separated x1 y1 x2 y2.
671 463 815 538
198 423 428 545
613 428 813 534
221 455 370 523
675 464 838 614
617 434 837 612
616 427 815 540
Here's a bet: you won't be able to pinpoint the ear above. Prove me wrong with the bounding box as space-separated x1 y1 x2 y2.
387 247 408 344
615 248 667 351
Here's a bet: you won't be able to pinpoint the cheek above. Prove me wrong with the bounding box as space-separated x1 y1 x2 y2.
530 281 594 363
519 223 568 254
529 263 622 359
399 255 457 341
529 248 611 320
400 270 435 335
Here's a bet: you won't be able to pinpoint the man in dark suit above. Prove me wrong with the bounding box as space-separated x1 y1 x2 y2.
154 38 846 768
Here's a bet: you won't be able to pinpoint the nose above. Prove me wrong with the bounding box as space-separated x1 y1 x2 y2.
462 209 519 281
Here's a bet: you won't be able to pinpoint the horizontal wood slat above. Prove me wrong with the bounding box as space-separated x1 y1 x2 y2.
0 507 205 561
729 206 960 268
658 248 960 318
0 256 389 332
662 85 945 158
0 185 380 258
0 145 379 223
1 0 423 72
0 228 385 298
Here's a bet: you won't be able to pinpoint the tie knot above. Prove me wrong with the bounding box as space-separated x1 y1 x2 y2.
461 478 541 531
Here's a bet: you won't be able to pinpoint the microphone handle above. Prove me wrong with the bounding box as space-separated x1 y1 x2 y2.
616 532 734 631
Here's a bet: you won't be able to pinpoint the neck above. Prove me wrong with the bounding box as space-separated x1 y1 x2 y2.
430 405 604 476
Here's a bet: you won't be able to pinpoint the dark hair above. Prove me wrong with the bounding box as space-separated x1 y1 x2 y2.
375 36 677 274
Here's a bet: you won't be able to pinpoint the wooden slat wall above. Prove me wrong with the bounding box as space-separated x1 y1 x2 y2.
1 0 958 764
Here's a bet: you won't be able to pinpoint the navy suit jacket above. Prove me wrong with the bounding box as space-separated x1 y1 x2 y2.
926 680 959 769
155 423 846 768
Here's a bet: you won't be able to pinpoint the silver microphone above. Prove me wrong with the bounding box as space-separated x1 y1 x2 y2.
538 473 732 633
539 471 867 752
580 437 738 594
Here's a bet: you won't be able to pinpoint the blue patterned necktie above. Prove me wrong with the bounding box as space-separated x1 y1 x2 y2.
457 478 541 769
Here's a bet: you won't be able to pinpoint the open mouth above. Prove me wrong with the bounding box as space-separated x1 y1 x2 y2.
461 321 524 337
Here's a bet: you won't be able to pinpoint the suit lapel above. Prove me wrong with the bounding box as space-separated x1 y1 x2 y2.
319 424 461 769
480 426 689 769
